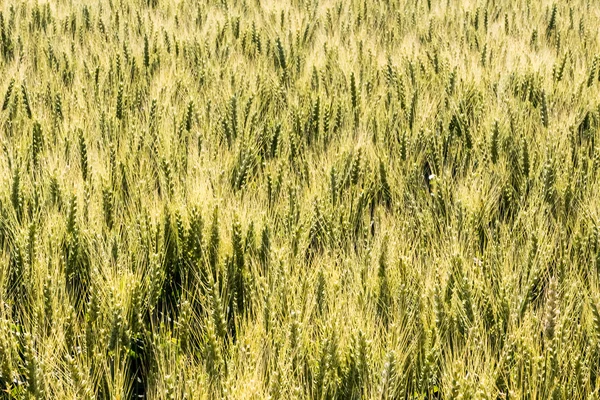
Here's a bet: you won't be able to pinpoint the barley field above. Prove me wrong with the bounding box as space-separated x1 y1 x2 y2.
0 0 600 398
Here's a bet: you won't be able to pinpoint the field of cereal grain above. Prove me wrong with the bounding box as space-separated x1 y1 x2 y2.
1 0 600 398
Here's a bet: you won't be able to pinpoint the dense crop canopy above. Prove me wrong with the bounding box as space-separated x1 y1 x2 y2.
0 0 599 398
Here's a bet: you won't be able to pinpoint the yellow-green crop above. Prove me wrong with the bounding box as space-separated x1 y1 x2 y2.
0 0 599 398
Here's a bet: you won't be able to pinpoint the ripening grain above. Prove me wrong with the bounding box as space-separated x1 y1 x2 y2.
0 0 599 398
